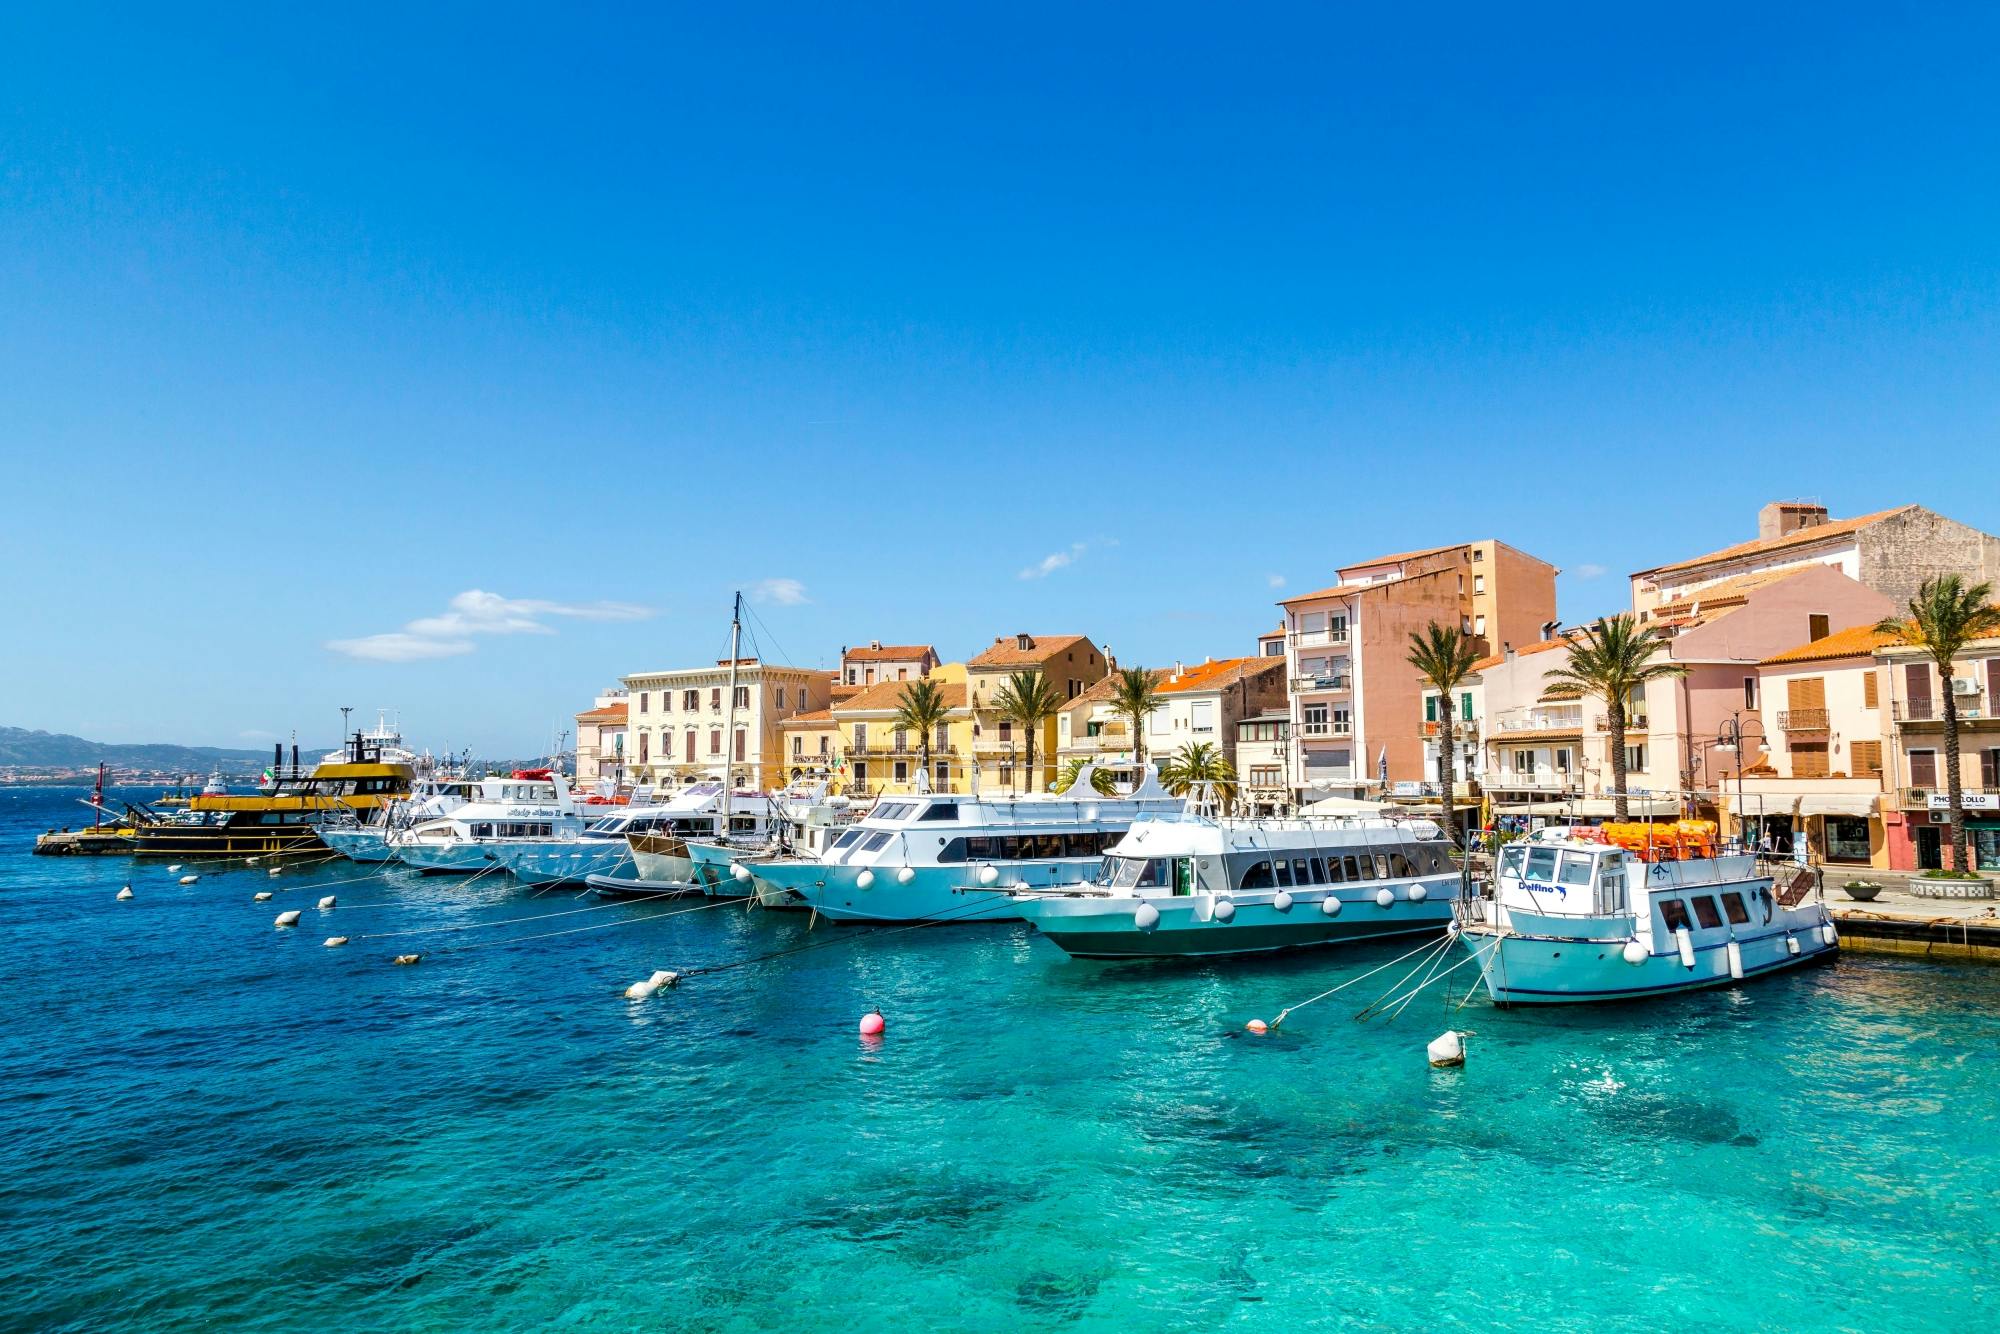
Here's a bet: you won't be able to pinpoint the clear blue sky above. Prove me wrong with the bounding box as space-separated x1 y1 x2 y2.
4 3 1997 756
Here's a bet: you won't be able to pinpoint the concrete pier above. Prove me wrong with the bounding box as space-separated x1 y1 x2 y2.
1826 874 2000 964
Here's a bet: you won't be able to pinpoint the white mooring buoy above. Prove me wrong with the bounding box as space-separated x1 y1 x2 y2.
253 891 273 903
625 969 680 1000
1427 1030 1467 1068
324 936 349 948
392 954 421 966
179 875 200 885
267 868 281 877
167 864 182 873
318 895 337 910
246 857 260 865
117 887 134 901
274 910 302 928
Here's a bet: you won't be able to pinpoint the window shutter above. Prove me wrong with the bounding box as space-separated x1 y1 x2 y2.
1910 750 1937 787
1863 670 1879 710
1851 740 1882 775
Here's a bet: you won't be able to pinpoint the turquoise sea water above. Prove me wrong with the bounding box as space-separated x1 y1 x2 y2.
2 787 1995 1332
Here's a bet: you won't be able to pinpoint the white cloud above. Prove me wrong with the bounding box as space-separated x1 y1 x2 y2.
326 632 479 662
327 589 654 662
751 578 810 606
1574 563 1608 580
1020 542 1090 580
1266 573 1287 589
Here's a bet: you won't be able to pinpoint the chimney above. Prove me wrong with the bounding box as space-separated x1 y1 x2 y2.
870 640 882 650
1758 501 1829 541
1503 643 1516 662
1540 620 1559 642
1016 633 1033 651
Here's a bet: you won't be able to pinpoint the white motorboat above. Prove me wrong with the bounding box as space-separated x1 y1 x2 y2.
392 770 588 875
1455 828 1838 1005
488 800 685 886
623 783 786 888
1012 814 1461 958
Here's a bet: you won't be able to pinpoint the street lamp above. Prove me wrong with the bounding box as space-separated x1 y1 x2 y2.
1707 710 1769 851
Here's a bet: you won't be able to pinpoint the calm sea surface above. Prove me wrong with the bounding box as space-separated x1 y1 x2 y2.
1 786 1994 1331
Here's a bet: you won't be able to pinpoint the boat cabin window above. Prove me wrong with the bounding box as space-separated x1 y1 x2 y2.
1498 845 1526 879
1720 892 1751 925
1292 858 1312 886
729 816 759 834
1557 854 1594 889
1660 898 1692 931
859 831 893 853
1273 860 1293 888
1325 857 1345 884
919 803 959 821
872 802 916 821
472 822 494 838
587 817 621 834
1524 847 1558 884
830 830 864 851
1347 854 1370 881
1108 856 1168 890
1239 860 1275 889
1690 896 1724 929
1389 853 1416 877
1373 854 1392 879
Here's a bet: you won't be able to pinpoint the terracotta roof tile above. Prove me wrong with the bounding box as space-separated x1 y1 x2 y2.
843 643 936 663
1471 637 1574 673
967 634 1093 669
777 709 837 727
1155 656 1285 695
1638 507 1914 579
574 703 629 723
1337 543 1457 573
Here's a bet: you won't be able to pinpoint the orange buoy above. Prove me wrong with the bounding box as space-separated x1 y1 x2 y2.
1246 1019 1268 1035
858 1010 886 1036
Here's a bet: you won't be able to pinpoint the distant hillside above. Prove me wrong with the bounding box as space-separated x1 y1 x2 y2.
0 727 291 772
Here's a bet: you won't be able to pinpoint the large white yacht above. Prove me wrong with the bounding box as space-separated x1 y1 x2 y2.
487 801 684 886
691 790 864 908
1012 814 1461 958
1455 828 1838 1005
320 774 479 863
392 770 589 875
743 766 1185 923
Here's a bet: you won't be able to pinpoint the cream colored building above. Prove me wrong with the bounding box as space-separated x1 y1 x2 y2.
832 662 974 796
839 641 940 689
573 690 629 788
621 659 835 791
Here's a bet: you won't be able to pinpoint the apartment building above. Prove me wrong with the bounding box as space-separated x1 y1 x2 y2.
573 690 629 788
1056 657 1286 785
1632 501 2000 617
966 634 1109 793
831 665 974 797
1278 540 1557 799
775 709 841 783
838 641 940 689
1235 711 1291 816
1735 625 1895 870
1419 675 1484 793
1055 671 1153 779
1878 628 2000 873
620 659 836 791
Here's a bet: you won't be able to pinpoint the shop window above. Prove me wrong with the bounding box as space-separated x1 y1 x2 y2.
1825 816 1872 863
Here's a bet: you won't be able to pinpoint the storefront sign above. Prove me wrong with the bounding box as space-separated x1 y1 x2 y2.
1928 793 2000 811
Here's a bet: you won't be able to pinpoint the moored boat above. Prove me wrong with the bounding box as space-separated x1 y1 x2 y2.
128 736 414 858
1012 814 1461 959
391 770 587 875
490 801 685 886
1454 827 1837 1005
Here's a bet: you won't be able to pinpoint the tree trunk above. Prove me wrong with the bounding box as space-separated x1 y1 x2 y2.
1437 710 1457 847
919 736 932 792
1943 672 1968 872
1025 725 1037 797
1609 696 1629 820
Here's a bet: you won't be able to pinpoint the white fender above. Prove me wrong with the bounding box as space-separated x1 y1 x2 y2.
1133 901 1161 931
1213 898 1236 923
1272 890 1293 913
896 866 916 884
977 865 999 886
392 953 421 966
1786 934 1801 957
1375 888 1395 909
624 979 659 1000
274 910 302 928
267 868 281 876
855 869 876 889
167 864 182 873
1675 926 1695 969
1821 921 1838 947
1726 938 1745 981
1621 939 1647 966
732 863 751 882
1408 884 1428 903
1321 896 1343 917
1427 1030 1466 1068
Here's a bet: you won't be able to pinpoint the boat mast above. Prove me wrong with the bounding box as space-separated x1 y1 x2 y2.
722 590 743 837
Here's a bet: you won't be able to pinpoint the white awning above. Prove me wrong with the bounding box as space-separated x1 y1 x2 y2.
1571 797 1682 818
1302 795 1395 815
1794 794 1877 818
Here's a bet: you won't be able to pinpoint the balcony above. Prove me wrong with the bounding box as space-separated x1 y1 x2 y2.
1894 697 1990 726
1593 715 1650 732
1290 675 1352 694
1297 723 1352 738
1776 708 1830 733
1064 732 1132 754
1423 719 1479 738
1289 630 1350 649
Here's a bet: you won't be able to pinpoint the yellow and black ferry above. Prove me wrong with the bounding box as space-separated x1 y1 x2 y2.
128 736 415 858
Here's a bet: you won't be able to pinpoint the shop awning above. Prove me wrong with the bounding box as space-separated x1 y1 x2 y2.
1793 794 1877 818
1572 797 1682 818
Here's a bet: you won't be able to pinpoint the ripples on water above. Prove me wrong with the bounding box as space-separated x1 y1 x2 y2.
1 789 1994 1331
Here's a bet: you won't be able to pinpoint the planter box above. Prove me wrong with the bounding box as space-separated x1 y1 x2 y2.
1910 876 1996 901
1842 884 1883 902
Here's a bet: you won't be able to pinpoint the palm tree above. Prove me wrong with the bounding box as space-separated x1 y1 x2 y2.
1877 576 2000 873
990 669 1064 793
1406 621 1480 845
893 679 952 790
1540 615 1685 820
1110 666 1165 772
1053 755 1117 796
1160 741 1237 810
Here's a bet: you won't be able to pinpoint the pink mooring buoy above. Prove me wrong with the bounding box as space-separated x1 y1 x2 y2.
858 1010 886 1036
1246 1019 1269 1035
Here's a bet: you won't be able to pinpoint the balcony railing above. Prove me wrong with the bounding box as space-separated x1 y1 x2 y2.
1291 675 1352 693
1777 709 1830 732
1290 630 1350 649
1592 715 1649 732
1298 723 1352 738
1423 719 1479 737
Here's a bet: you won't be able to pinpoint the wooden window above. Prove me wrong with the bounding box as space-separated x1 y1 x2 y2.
637 733 649 763
1791 742 1829 778
1808 613 1831 641
1982 749 2000 789
1851 740 1883 776
1787 677 1827 710
685 731 695 762
734 729 746 762
709 730 722 755
1906 663 1932 711
1909 750 1937 787
1863 670 1879 710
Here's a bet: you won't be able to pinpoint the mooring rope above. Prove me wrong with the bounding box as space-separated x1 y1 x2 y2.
1268 933 1455 1029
